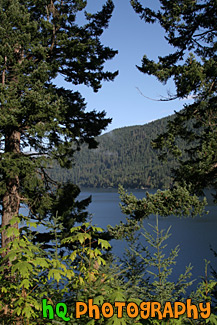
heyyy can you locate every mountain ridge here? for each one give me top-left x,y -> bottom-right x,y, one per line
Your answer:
50,114 -> 181,189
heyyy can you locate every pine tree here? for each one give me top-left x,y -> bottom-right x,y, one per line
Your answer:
0,0 -> 118,248
131,0 -> 217,199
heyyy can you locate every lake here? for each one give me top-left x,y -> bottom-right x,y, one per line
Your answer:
79,188 -> 217,289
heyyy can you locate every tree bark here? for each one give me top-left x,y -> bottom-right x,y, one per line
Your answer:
1,45 -> 23,251
1,130 -> 21,250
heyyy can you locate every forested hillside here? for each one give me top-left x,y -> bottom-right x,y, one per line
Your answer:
50,114 -> 185,189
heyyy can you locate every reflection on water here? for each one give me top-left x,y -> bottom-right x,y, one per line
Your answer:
79,188 -> 217,289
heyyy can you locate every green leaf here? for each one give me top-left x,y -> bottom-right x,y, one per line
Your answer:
6,227 -> 20,238
69,251 -> 77,262
107,315 -> 127,325
1,287 -> 7,293
98,239 -> 111,250
12,261 -> 33,277
20,279 -> 31,289
110,288 -> 126,302
92,226 -> 104,232
10,217 -> 20,226
207,314 -> 217,325
48,269 -> 63,283
93,295 -> 104,305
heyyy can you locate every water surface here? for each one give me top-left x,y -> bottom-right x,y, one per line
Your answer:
79,188 -> 217,288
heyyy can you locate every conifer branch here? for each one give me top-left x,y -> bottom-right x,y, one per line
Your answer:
136,87 -> 178,101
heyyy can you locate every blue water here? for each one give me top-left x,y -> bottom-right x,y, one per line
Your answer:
79,188 -> 217,289
16,187 -> 217,293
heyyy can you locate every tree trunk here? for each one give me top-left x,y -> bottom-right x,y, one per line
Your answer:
1,130 -> 21,250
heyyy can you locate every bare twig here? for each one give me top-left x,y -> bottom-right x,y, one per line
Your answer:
136,87 -> 178,102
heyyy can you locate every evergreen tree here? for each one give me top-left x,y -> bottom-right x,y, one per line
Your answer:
0,0 -> 118,248
131,0 -> 217,199
49,116 -> 182,189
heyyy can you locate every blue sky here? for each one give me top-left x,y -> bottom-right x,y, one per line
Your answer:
56,1 -> 192,133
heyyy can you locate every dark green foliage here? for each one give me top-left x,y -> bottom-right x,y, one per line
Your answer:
0,0 -> 118,246
121,218 -> 194,305
118,185 -> 207,219
49,115 -> 189,189
0,197 -> 216,324
108,185 -> 206,245
1,0 -> 217,323
131,0 -> 217,200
